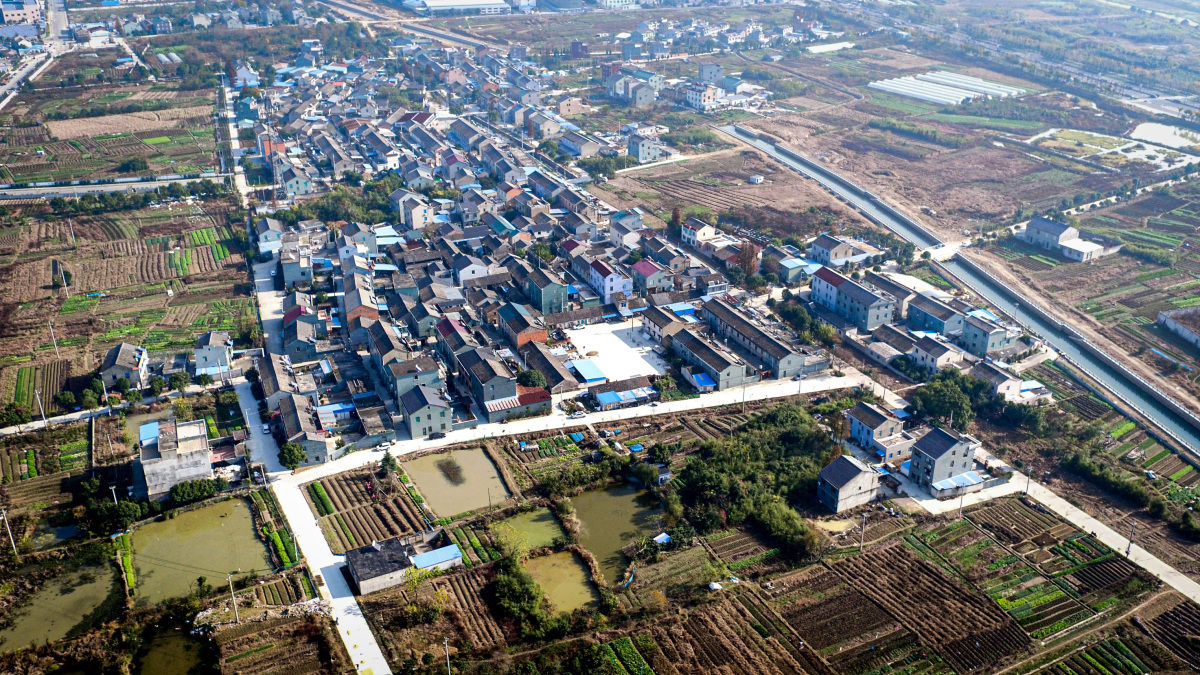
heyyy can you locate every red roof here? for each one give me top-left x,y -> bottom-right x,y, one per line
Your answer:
813,266 -> 847,287
632,259 -> 661,277
516,385 -> 552,405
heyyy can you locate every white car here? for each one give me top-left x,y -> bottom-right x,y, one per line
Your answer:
262,423 -> 270,434
568,411 -> 586,419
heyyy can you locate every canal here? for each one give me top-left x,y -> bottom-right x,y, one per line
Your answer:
723,125 -> 1200,451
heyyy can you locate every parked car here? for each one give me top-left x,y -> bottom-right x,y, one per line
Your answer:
429,431 -> 447,440
262,423 -> 270,434
568,411 -> 586,419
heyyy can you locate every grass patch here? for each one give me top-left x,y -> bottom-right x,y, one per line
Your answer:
142,136 -> 171,145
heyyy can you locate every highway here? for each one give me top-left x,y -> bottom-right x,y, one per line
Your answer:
721,124 -> 1200,454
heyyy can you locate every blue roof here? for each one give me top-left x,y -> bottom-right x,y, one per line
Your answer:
139,422 -> 159,445
596,391 -> 622,405
667,302 -> 694,316
316,403 -> 357,415
932,471 -> 985,491
411,544 -> 462,569
568,284 -> 579,293
967,308 -> 1000,322
891,409 -> 911,419
653,533 -> 671,544
568,359 -> 606,383
569,432 -> 584,442
690,372 -> 716,387
628,444 -> 644,452
374,263 -> 399,272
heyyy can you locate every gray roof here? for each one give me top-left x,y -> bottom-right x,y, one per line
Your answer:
915,336 -> 953,358
846,401 -> 895,430
840,279 -> 894,308
703,298 -> 795,361
400,385 -> 448,415
346,538 -> 415,583
102,343 -> 143,371
909,294 -> 960,322
819,455 -> 872,489
913,427 -> 966,460
1027,216 -> 1073,237
196,330 -> 232,348
674,329 -> 740,373
964,314 -> 1002,333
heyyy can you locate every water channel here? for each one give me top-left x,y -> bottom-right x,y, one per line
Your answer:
723,125 -> 1200,451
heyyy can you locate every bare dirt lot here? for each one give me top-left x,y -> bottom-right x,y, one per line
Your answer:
45,105 -> 212,139
599,146 -> 875,234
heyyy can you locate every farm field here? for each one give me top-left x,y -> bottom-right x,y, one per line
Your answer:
0,194 -> 250,407
0,74 -> 217,184
304,469 -> 430,555
211,613 -> 349,674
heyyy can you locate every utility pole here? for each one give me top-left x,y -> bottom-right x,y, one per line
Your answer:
0,509 -> 16,556
101,379 -> 112,416
859,512 -> 867,551
444,636 -> 451,675
33,389 -> 47,429
1126,520 -> 1136,557
958,491 -> 966,519
60,266 -> 70,299
110,485 -> 118,506
48,321 -> 60,358
227,572 -> 241,623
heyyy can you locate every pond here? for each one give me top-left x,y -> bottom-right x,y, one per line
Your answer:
133,499 -> 271,605
404,448 -> 510,517
136,632 -> 204,675
496,508 -> 563,550
572,484 -> 661,585
0,566 -> 116,653
524,551 -> 598,615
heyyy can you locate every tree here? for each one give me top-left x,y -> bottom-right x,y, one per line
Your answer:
243,368 -> 259,384
516,369 -> 547,388
911,378 -> 973,430
54,390 -> 76,409
381,449 -> 398,475
148,376 -> 165,396
80,390 -> 99,410
118,157 -> 149,173
195,373 -> 215,386
169,372 -> 190,391
279,442 -> 306,470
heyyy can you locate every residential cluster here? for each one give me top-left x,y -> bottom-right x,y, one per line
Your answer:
66,0 -> 318,40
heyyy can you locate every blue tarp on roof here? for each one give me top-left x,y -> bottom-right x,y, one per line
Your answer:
967,308 -> 1000,322
316,403 -> 357,415
667,302 -> 694,316
653,533 -> 671,544
628,444 -> 644,452
596,391 -> 622,406
569,359 -> 606,382
139,422 -> 159,446
931,471 -> 985,491
411,544 -> 462,570
568,284 -> 579,294
891,409 -> 911,419
690,372 -> 716,388
569,432 -> 584,442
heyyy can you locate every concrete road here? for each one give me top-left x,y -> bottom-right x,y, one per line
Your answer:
252,259 -> 284,354
0,176 -> 227,199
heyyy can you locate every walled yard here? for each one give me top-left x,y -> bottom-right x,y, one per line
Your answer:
211,611 -> 349,674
